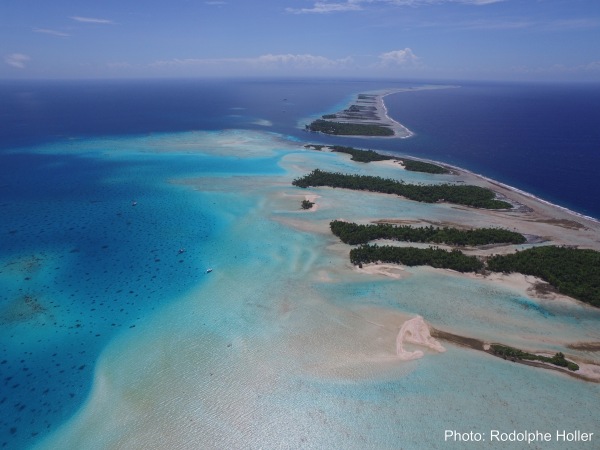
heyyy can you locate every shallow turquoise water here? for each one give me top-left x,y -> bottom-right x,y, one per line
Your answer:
1,129 -> 598,449
0,131 -> 288,448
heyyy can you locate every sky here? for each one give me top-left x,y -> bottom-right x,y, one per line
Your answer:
1,0 -> 599,81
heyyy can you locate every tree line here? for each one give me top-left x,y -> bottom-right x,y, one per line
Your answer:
292,169 -> 512,209
329,145 -> 395,162
330,220 -> 526,246
402,159 -> 449,174
306,119 -> 394,136
346,243 -> 600,308
349,244 -> 484,272
487,246 -> 600,307
328,145 -> 450,174
490,344 -> 579,371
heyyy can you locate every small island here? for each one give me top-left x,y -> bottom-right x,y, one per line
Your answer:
487,246 -> 600,307
307,120 -> 394,136
344,243 -> 600,308
490,344 -> 579,371
350,244 -> 484,272
325,145 -> 450,174
429,329 -> 583,378
330,220 -> 526,246
293,169 -> 512,209
305,90 -> 414,138
301,199 -> 314,210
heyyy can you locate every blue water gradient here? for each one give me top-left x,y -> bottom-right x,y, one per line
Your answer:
1,80 -> 599,448
382,83 -> 600,219
2,79 -> 599,217
0,138 -> 284,448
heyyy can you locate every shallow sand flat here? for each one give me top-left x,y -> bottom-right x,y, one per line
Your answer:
37,131 -> 600,449
356,263 -> 411,280
277,144 -> 600,360
50,129 -> 298,159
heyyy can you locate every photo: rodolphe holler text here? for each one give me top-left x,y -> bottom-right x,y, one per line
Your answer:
444,429 -> 594,444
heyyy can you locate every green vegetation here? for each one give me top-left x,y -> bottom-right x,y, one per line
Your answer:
402,159 -> 449,174
307,119 -> 394,136
292,169 -> 512,209
329,146 -> 394,162
301,199 -> 314,210
350,244 -> 484,272
487,246 -> 600,307
329,145 -> 450,173
304,144 -> 325,150
304,145 -> 450,174
341,241 -> 600,307
330,220 -> 526,246
490,344 -> 579,371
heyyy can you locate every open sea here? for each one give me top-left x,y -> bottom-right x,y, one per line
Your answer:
1,79 -> 599,449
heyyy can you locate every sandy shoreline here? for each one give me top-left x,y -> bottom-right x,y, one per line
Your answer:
452,167 -> 600,249
368,152 -> 600,249
285,141 -> 600,255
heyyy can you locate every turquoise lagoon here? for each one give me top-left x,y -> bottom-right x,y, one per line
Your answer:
2,129 -> 591,449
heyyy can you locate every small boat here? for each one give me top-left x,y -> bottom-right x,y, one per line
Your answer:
178,248 -> 185,254
131,201 -> 137,206
205,268 -> 213,273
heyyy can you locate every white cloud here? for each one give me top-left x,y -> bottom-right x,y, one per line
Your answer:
107,62 -> 134,69
287,0 -> 505,14
287,1 -> 363,14
378,48 -> 421,67
70,16 -> 114,24
5,53 -> 31,69
454,19 -> 533,30
33,28 -> 70,37
255,53 -> 352,67
543,61 -> 600,74
151,53 -> 353,70
581,61 -> 600,71
383,0 -> 506,4
463,0 -> 505,4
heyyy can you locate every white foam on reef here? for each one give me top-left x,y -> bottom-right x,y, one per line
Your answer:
364,146 -> 599,223
396,316 -> 446,360
430,160 -> 600,224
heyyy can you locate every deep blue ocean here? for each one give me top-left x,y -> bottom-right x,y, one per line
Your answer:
1,78 -> 599,449
2,79 -> 599,217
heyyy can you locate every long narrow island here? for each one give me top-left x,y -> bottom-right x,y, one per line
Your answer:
293,169 -> 512,209
306,90 -> 414,137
